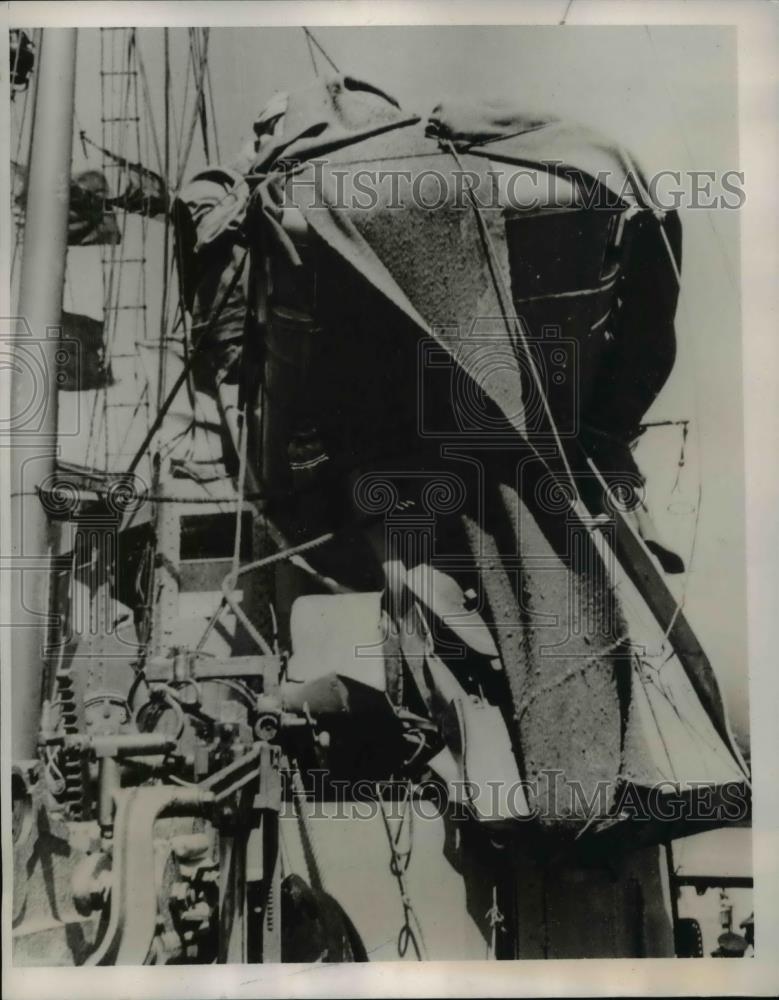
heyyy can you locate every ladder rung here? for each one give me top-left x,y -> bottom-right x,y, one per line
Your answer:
104,304 -> 147,311
102,116 -> 140,123
101,70 -> 137,76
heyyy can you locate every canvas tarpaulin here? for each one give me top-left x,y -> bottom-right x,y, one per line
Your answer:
56,311 -> 112,390
176,77 -> 746,830
172,166 -> 250,394
250,84 -> 678,452
79,132 -> 168,219
13,161 -> 122,246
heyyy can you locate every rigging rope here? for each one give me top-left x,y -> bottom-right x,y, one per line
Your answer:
289,761 -> 326,893
135,34 -> 166,178
485,884 -> 506,959
176,28 -> 211,190
218,529 -> 335,657
443,139 -> 583,505
445,136 -> 748,780
303,27 -> 320,79
302,27 -> 340,74
155,27 -> 172,450
204,54 -> 221,162
614,147 -> 712,686
194,29 -> 211,164
123,249 -> 249,476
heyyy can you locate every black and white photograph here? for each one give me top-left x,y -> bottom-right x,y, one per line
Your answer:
2,2 -> 777,997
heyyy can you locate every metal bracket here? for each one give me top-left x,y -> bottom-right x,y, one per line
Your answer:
85,785 -> 214,965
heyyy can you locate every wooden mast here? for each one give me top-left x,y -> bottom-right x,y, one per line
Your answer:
10,28 -> 77,762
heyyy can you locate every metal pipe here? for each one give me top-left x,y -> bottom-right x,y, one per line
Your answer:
10,29 -> 77,762
664,842 -> 680,954
98,755 -> 120,837
673,874 -> 753,891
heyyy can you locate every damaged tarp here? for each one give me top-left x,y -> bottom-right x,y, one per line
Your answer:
251,82 -> 686,560
56,311 -> 112,390
248,82 -> 679,459
251,75 -> 420,172
425,99 -> 683,463
67,169 -> 124,245
79,132 -> 169,219
13,161 -> 122,245
171,76 -> 419,393
171,167 -> 250,393
427,97 -> 648,201
9,29 -> 35,91
174,77 -> 747,832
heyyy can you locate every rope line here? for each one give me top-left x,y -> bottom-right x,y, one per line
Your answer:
444,139 -> 582,504
377,782 -> 429,960
303,27 -> 320,78
176,28 -> 211,190
302,27 -> 340,74
123,249 -> 249,477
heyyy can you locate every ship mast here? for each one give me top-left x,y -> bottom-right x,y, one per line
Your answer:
10,29 -> 77,763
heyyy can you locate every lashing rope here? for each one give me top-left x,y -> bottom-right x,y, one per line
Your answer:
377,781 -> 429,961
443,139 -> 582,505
